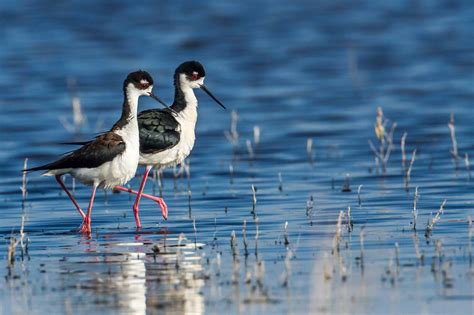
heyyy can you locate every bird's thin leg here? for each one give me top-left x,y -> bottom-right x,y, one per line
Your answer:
55,175 -> 86,219
113,185 -> 168,221
132,166 -> 152,228
80,184 -> 97,234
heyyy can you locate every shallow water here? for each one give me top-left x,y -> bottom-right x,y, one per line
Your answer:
1,1 -> 474,314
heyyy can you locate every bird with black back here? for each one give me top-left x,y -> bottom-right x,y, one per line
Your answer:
114,61 -> 227,229
27,70 -> 168,234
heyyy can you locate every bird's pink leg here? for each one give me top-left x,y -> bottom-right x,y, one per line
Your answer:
80,184 -> 97,234
114,186 -> 168,223
55,175 -> 86,219
131,165 -> 152,228
113,186 -> 168,220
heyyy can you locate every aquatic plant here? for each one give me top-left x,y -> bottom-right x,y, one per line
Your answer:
401,132 -> 408,170
368,107 -> 397,174
21,158 -> 28,204
448,113 -> 459,168
404,149 -> 417,191
412,187 -> 419,230
425,199 -> 448,237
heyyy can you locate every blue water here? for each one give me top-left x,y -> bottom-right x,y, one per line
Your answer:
1,1 -> 474,314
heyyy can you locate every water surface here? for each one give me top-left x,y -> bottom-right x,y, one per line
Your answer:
1,1 -> 474,314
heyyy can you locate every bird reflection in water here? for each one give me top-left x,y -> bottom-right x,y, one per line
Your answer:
63,231 -> 206,315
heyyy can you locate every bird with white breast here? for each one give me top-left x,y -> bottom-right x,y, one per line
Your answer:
113,61 -> 227,228
27,70 -> 168,233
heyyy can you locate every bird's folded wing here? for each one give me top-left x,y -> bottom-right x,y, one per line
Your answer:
138,109 -> 181,154
27,132 -> 126,171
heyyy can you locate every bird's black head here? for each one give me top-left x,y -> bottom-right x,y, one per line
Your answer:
124,70 -> 154,91
123,70 -> 169,108
176,61 -> 206,82
174,60 -> 226,109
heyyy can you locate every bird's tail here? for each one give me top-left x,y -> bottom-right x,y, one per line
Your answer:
25,161 -> 59,173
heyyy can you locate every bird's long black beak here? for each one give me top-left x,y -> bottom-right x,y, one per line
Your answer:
148,92 -> 169,109
199,84 -> 227,109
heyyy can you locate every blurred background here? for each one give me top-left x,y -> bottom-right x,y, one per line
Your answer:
1,1 -> 473,155
1,1 -> 474,314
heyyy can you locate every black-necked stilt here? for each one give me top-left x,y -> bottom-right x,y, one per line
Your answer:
27,70 -> 168,234
114,61 -> 226,228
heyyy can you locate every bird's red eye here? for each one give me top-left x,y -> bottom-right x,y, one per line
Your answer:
140,80 -> 150,89
191,72 -> 199,81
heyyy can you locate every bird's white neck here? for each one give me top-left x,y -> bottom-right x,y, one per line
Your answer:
113,85 -> 141,137
177,82 -> 198,125
125,85 -> 141,119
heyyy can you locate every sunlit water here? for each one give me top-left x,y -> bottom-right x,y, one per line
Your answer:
1,1 -> 474,314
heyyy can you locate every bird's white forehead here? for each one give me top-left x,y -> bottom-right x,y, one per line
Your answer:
140,79 -> 149,84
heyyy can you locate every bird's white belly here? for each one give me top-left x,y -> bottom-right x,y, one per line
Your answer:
139,123 -> 195,168
72,145 -> 139,189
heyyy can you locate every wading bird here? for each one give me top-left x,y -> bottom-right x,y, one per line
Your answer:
114,61 -> 226,228
27,71 -> 167,233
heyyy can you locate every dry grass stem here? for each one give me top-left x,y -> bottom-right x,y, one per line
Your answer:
404,149 -> 417,190
306,195 -> 314,223
426,199 -> 447,234
19,215 -> 26,259
412,186 -> 419,230
332,210 -> 344,254
283,221 -> 290,246
251,185 -> 257,213
369,107 -> 397,174
21,158 -> 28,202
347,206 -> 353,232
401,132 -> 407,170
448,113 -> 458,162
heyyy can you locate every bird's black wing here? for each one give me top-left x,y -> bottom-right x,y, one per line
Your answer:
27,132 -> 126,171
138,108 -> 181,154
